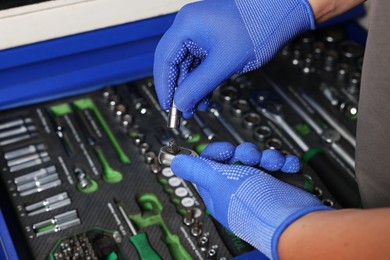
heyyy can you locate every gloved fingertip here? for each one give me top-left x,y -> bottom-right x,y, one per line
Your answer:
235,142 -> 262,166
175,95 -> 195,112
197,97 -> 211,111
182,110 -> 195,119
259,149 -> 286,171
200,142 -> 235,162
155,76 -> 177,111
280,155 -> 301,173
160,101 -> 170,111
197,102 -> 209,112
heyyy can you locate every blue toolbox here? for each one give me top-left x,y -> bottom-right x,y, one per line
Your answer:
0,2 -> 366,259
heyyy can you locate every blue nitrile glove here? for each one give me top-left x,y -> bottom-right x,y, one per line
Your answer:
154,0 -> 315,117
171,142 -> 332,259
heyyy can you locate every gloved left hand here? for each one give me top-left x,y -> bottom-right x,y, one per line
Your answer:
171,142 -> 332,259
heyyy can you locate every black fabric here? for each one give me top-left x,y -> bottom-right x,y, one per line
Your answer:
355,0 -> 390,208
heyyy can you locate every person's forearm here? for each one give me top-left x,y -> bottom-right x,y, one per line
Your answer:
279,208 -> 390,259
309,0 -> 366,23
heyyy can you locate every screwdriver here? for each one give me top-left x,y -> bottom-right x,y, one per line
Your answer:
114,199 -> 161,260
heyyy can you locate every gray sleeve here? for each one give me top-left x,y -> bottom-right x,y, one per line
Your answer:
355,0 -> 390,208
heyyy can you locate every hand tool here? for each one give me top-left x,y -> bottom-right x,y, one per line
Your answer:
20,179 -> 62,197
114,104 -> 127,120
46,107 -> 74,156
322,198 -> 335,207
138,143 -> 150,156
264,75 -> 355,170
73,98 -> 130,164
121,113 -> 133,128
33,210 -> 80,237
253,125 -> 272,142
26,192 -> 71,216
183,208 -> 195,226
264,137 -> 283,150
0,132 -> 37,147
301,92 -> 356,148
7,151 -> 49,168
335,63 -> 350,82
251,98 -> 360,208
70,104 -> 98,146
322,27 -> 345,47
74,167 -> 98,193
125,85 -> 150,115
14,166 -> 56,185
71,102 -> 123,183
313,186 -> 323,199
323,50 -> 339,72
4,143 -> 45,160
230,99 -> 250,117
145,151 -> 162,174
193,113 -> 216,141
9,155 -> 51,173
114,199 -> 161,260
209,102 -> 245,144
17,172 -> 59,193
0,124 -> 36,140
130,193 -> 192,260
207,247 -> 218,259
339,40 -> 364,64
140,83 -> 180,136
320,84 -> 358,119
167,71 -> 189,130
108,95 -> 121,111
158,140 -> 197,167
0,117 -> 33,131
198,235 -> 209,252
219,85 -> 239,103
190,219 -> 202,237
168,102 -> 181,129
95,147 -> 123,184
102,86 -> 115,101
15,166 -> 59,194
346,71 -> 361,96
242,112 -> 261,129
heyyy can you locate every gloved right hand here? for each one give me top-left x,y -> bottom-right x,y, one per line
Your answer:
171,142 -> 332,259
154,0 -> 315,117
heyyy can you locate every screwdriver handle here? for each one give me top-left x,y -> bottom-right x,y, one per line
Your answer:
130,233 -> 161,260
304,148 -> 361,208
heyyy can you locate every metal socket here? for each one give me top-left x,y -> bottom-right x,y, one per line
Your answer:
242,112 -> 261,129
230,99 -> 250,117
253,125 -> 272,141
265,138 -> 283,150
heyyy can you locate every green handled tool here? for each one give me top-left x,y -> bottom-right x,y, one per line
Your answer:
130,193 -> 192,260
95,147 -> 123,184
114,199 -> 161,260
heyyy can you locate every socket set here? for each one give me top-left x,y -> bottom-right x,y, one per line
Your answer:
0,25 -> 362,259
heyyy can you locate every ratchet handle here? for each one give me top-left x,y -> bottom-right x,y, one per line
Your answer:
305,148 -> 361,208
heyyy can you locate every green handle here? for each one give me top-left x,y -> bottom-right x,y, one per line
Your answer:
95,147 -> 123,183
73,98 -> 131,163
130,233 -> 161,260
